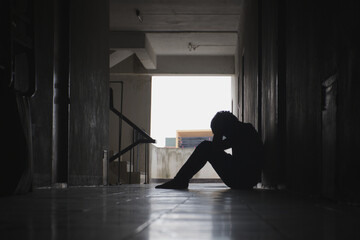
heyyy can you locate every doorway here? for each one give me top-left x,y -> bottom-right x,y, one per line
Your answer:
150,75 -> 232,181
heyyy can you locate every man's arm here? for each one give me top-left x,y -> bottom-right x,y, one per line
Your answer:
213,134 -> 232,150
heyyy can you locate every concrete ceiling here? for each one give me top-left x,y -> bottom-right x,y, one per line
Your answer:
109,0 -> 242,71
146,33 -> 237,56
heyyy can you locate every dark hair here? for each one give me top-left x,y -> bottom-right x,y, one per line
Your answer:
210,111 -> 238,134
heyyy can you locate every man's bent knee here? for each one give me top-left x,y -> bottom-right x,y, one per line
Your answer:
196,140 -> 213,151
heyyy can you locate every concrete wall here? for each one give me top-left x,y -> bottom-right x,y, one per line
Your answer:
237,0 -> 259,128
231,75 -> 238,117
15,0 -> 110,187
68,0 -> 109,185
31,0 -> 54,186
285,0 -> 360,201
237,0 -> 283,189
335,2 -> 360,203
109,75 -> 152,173
260,0 -> 285,187
238,0 -> 360,203
285,1 -> 323,195
150,145 -> 219,179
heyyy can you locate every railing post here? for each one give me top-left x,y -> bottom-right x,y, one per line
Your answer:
118,82 -> 123,185
145,143 -> 148,184
109,85 -> 155,185
102,149 -> 108,185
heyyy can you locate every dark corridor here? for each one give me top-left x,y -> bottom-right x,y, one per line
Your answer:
1,0 -> 360,239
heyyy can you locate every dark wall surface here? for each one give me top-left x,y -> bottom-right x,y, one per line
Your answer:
239,0 -> 360,203
32,0 -> 54,187
285,0 -> 323,195
260,0 -> 284,187
333,1 -> 360,203
68,0 -> 109,185
238,0 -> 285,188
30,0 -> 110,187
1,0 -> 28,194
237,0 -> 259,128
286,0 -> 360,202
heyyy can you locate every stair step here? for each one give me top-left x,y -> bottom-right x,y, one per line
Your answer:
108,161 -> 145,184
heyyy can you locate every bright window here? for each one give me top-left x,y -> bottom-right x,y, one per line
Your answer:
151,76 -> 232,147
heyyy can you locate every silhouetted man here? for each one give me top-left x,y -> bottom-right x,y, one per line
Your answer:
156,111 -> 264,190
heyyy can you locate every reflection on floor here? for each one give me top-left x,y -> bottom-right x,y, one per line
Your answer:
1,183 -> 360,239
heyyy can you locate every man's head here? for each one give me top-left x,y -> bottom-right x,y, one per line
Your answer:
210,111 -> 239,137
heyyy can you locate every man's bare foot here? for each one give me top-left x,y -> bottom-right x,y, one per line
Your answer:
155,179 -> 189,189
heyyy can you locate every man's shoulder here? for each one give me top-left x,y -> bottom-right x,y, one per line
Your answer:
237,122 -> 259,137
238,122 -> 255,129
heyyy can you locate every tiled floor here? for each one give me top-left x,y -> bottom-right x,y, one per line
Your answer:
1,183 -> 360,240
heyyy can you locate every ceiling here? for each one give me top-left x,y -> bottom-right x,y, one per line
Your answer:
109,0 -> 242,69
146,32 -> 237,56
110,0 -> 242,32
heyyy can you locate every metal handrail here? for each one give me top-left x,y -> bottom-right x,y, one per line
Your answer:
109,139 -> 153,162
110,90 -> 154,144
109,87 -> 155,184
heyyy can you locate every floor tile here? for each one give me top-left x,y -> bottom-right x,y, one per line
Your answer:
1,183 -> 360,240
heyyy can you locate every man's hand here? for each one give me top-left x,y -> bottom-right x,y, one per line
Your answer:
213,134 -> 222,149
213,134 -> 231,150
213,133 -> 221,142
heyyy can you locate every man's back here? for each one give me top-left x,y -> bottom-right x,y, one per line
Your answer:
231,122 -> 264,187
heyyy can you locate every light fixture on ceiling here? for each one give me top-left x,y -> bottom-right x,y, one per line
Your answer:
188,42 -> 236,52
135,9 -> 143,23
188,42 -> 199,51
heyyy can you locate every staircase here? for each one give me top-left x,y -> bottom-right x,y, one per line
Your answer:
107,86 -> 155,185
108,161 -> 146,184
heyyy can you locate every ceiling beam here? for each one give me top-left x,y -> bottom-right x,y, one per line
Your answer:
110,31 -> 157,69
110,55 -> 234,75
109,50 -> 133,68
